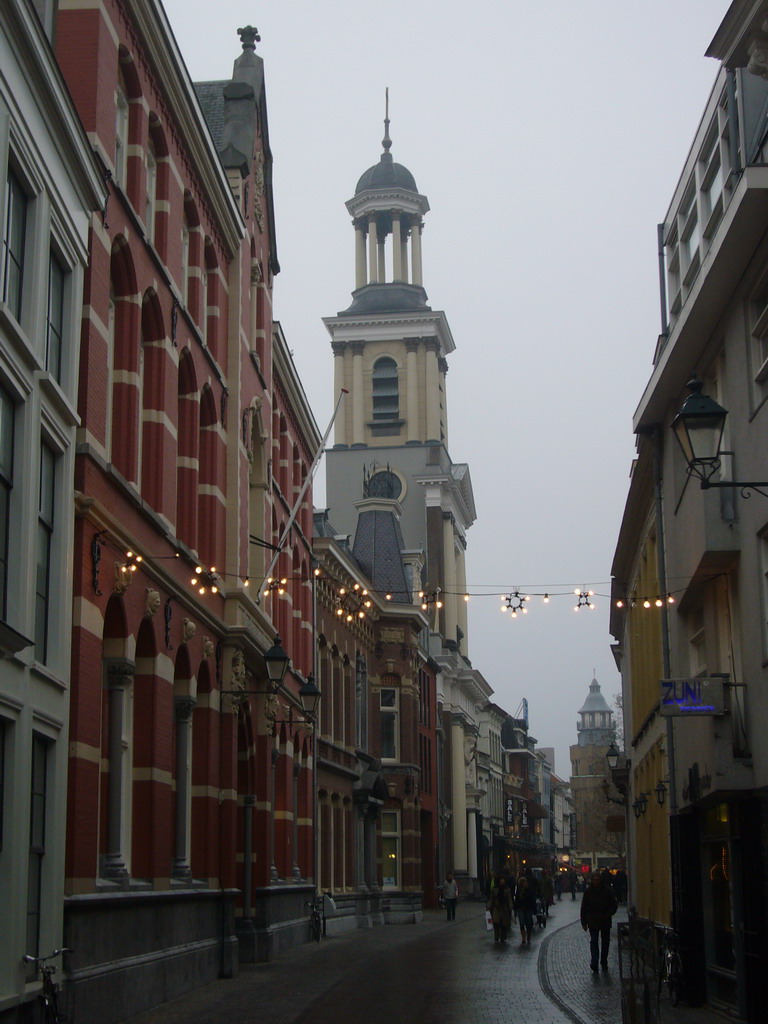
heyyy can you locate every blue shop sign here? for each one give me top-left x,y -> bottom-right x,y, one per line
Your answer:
659,677 -> 724,716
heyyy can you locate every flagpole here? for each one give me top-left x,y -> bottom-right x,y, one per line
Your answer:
258,389 -> 347,600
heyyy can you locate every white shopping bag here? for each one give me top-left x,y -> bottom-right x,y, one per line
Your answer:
484,911 -> 493,931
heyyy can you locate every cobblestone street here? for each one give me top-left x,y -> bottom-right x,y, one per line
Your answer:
124,898 -> 626,1024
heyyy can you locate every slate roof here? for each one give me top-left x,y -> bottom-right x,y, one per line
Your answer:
352,508 -> 410,603
339,282 -> 430,317
194,81 -> 225,149
578,677 -> 612,715
355,152 -> 418,195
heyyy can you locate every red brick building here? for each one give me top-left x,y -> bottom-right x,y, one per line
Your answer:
55,3 -> 319,1018
312,498 -> 439,928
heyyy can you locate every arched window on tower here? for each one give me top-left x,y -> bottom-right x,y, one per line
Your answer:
371,357 -> 400,436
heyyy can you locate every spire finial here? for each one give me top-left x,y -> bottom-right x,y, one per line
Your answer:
237,25 -> 261,51
382,87 -> 392,154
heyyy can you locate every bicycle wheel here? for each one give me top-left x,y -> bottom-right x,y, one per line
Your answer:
311,911 -> 321,942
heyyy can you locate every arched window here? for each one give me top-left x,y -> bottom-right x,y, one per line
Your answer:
114,77 -> 129,190
372,357 -> 399,423
197,385 -> 218,566
147,118 -> 169,257
140,289 -> 168,514
109,237 -> 140,484
176,349 -> 198,548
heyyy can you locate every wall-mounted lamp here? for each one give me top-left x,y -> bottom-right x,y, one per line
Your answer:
268,673 -> 323,728
222,635 -> 291,706
655,779 -> 670,807
633,792 -> 649,819
606,742 -> 620,770
264,635 -> 291,688
672,376 -> 768,497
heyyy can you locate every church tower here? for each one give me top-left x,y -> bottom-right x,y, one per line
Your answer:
324,104 -> 475,657
576,677 -> 615,747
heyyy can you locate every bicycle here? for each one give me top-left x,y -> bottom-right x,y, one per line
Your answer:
23,947 -> 72,1023
307,896 -> 323,942
657,927 -> 683,1008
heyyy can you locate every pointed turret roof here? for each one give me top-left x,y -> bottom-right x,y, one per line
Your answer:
578,677 -> 611,715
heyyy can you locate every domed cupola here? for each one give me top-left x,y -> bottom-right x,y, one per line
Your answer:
341,94 -> 431,316
354,122 -> 418,195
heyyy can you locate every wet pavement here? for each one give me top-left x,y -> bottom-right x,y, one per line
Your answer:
122,897 -> 724,1024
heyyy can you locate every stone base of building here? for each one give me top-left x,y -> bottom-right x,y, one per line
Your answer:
62,887 -> 238,1024
246,887 -> 424,952
244,884 -> 316,961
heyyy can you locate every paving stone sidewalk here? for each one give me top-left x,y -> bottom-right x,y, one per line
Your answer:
120,897 -> 727,1024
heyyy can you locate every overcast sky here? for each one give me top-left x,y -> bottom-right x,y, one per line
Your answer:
162,0 -> 728,774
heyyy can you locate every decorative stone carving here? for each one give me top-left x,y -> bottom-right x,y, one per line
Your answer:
748,35 -> 768,79
264,692 -> 280,722
203,637 -> 215,660
181,618 -> 196,644
145,589 -> 160,618
231,648 -> 246,689
174,695 -> 197,722
114,561 -> 132,595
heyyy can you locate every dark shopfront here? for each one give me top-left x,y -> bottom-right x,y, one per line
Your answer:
675,795 -> 767,1023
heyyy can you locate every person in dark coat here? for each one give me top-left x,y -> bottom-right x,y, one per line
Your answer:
580,870 -> 618,972
514,875 -> 536,945
488,875 -> 513,943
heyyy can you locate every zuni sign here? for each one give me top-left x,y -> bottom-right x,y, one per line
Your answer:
659,678 -> 724,717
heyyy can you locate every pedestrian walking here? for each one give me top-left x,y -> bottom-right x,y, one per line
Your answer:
514,875 -> 536,945
443,872 -> 459,921
554,872 -> 562,901
541,870 -> 554,916
580,870 -> 618,973
488,875 -> 513,943
569,871 -> 577,900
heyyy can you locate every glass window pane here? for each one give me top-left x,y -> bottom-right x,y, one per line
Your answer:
47,254 -> 65,380
39,445 -> 55,523
3,171 -> 27,320
380,688 -> 396,708
381,713 -> 396,758
381,811 -> 398,833
382,836 -> 398,887
0,388 -> 13,618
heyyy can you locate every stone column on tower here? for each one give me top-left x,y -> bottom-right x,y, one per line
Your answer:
332,342 -> 348,446
438,355 -> 449,449
442,511 -> 458,645
368,214 -> 379,283
405,338 -> 420,444
425,339 -> 440,442
411,219 -> 423,286
456,543 -> 468,652
354,219 -> 367,289
351,341 -> 365,446
392,210 -> 403,281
